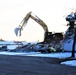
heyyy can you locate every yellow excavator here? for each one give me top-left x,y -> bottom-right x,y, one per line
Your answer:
14,11 -> 53,42
14,11 -> 63,43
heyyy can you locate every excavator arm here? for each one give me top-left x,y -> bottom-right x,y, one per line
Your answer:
14,11 -> 48,36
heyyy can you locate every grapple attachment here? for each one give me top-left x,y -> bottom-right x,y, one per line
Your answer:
14,27 -> 21,36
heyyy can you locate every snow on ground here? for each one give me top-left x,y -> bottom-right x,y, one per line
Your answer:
0,51 -> 72,59
61,60 -> 76,66
0,41 -> 15,44
7,45 -> 18,49
26,52 -> 72,59
0,51 -> 40,55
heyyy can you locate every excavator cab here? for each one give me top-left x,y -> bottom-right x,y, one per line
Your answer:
44,32 -> 63,43
44,32 -> 53,43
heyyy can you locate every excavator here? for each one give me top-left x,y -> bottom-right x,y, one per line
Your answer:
14,11 -> 63,43
14,11 -> 53,42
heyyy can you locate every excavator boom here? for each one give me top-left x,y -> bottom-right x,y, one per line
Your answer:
14,11 -> 48,36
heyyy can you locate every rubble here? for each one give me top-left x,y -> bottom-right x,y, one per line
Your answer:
0,39 -> 63,53
14,41 -> 63,53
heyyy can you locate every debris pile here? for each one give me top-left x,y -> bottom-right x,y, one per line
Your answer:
14,41 -> 63,53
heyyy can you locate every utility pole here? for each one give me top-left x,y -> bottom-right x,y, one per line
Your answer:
71,25 -> 76,57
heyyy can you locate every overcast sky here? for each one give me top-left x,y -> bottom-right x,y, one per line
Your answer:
0,0 -> 76,42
